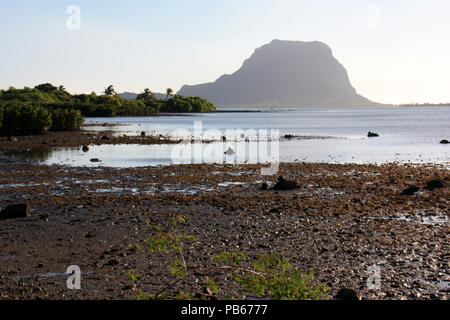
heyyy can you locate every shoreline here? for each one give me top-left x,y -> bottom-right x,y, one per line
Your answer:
0,130 -> 448,300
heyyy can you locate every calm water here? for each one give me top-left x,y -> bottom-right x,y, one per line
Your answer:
28,106 -> 450,167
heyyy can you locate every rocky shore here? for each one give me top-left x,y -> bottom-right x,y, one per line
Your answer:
0,131 -> 448,300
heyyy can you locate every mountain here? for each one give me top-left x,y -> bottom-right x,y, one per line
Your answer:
178,40 -> 375,108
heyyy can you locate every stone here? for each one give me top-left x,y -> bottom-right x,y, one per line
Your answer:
440,139 -> 449,144
273,176 -> 298,190
401,185 -> 419,195
368,132 -> 379,137
82,145 -> 89,152
424,179 -> 444,191
224,147 -> 235,155
334,288 -> 360,300
1,204 -> 31,220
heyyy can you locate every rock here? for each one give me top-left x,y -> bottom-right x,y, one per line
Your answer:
1,204 -> 31,220
401,185 -> 419,195
141,131 -> 146,137
284,134 -> 295,140
222,136 -> 227,142
334,288 -> 360,300
261,182 -> 269,191
273,176 -> 298,190
90,158 -> 102,163
440,139 -> 449,144
82,145 -> 89,152
368,132 -> 379,137
224,147 -> 235,155
101,135 -> 110,140
424,179 -> 444,191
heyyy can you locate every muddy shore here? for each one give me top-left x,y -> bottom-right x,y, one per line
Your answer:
0,131 -> 448,300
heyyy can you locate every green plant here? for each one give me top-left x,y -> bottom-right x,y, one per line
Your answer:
126,269 -> 140,289
229,252 -> 330,300
2,102 -> 52,134
129,216 -> 197,300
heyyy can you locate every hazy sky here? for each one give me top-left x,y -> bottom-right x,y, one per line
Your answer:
1,0 -> 449,104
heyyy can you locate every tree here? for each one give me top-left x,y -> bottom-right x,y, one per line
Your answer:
58,85 -> 67,92
137,88 -> 154,102
166,88 -> 174,100
35,83 -> 58,93
103,85 -> 116,96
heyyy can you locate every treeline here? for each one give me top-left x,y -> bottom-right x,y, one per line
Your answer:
0,83 -> 216,135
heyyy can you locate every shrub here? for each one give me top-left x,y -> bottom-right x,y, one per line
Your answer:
161,95 -> 216,113
2,102 -> 52,134
50,108 -> 84,131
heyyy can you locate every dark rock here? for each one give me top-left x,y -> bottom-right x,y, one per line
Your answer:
440,139 -> 449,144
273,176 -> 298,190
222,136 -> 227,142
284,134 -> 295,140
39,214 -> 50,221
90,158 -> 101,163
101,135 -> 110,140
1,204 -> 31,220
105,258 -> 119,266
334,288 -> 360,300
401,185 -> 419,195
82,145 -> 89,152
424,179 -> 444,191
140,131 -> 146,137
368,132 -> 379,137
261,182 -> 268,191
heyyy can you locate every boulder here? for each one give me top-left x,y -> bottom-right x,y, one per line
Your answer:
367,132 -> 379,137
1,203 -> 31,220
273,176 -> 298,190
90,158 -> 102,163
101,135 -> 110,140
440,139 -> 449,144
224,147 -> 235,155
141,131 -> 146,137
82,145 -> 89,152
424,179 -> 444,191
401,185 -> 420,195
334,288 -> 360,300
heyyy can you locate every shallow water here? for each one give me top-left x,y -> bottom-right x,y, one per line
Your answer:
20,106 -> 450,167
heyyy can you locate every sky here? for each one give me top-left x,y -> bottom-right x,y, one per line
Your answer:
0,0 -> 449,104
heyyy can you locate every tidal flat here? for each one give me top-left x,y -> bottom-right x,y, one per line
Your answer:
0,131 -> 448,300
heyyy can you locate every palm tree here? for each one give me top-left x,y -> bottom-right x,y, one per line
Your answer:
103,85 -> 116,96
137,88 -> 154,102
166,88 -> 174,100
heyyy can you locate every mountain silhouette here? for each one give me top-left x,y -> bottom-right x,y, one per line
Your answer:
178,40 -> 375,107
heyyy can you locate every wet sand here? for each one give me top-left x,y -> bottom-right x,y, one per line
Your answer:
0,132 -> 448,300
